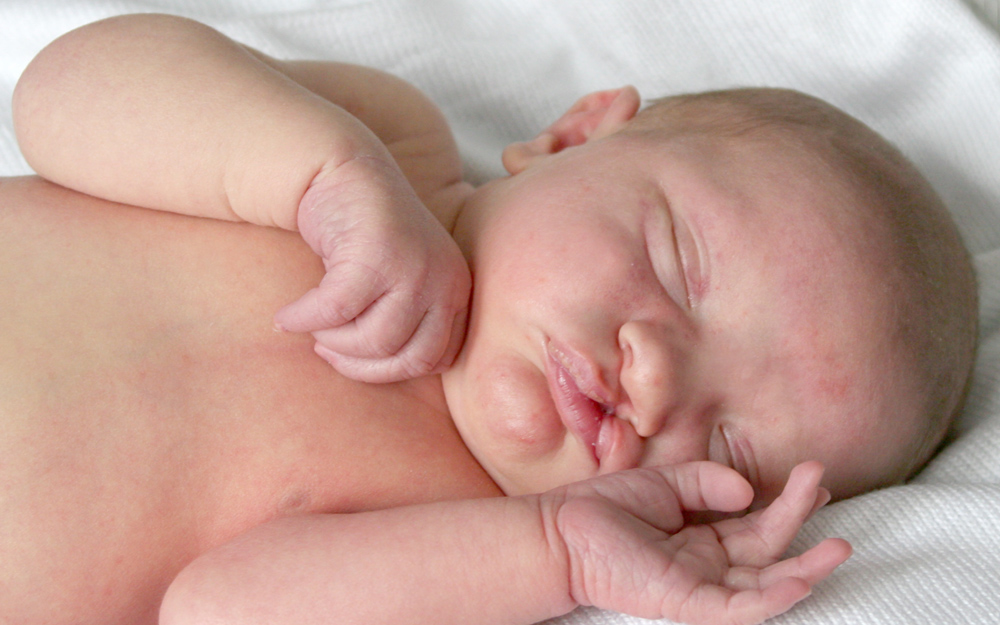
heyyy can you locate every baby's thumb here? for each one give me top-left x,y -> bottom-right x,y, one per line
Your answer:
657,462 -> 754,514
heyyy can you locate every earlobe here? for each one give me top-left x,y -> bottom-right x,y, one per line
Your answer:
501,86 -> 641,175
500,132 -> 559,176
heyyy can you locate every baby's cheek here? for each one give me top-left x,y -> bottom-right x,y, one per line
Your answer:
474,354 -> 564,457
458,350 -> 604,495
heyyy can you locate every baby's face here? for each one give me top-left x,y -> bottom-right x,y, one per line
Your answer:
442,129 -> 922,503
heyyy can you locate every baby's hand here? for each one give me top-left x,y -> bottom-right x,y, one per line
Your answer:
274,157 -> 471,383
540,462 -> 851,625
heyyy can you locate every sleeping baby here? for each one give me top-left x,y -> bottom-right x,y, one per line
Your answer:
1,13 -> 977,625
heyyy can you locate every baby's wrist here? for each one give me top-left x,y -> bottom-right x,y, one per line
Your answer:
295,153 -> 421,249
510,492 -> 581,618
301,151 -> 412,216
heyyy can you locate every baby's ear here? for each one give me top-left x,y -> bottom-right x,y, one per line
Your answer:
502,86 -> 641,175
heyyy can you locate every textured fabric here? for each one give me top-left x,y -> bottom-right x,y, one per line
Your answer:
2,1 -> 999,623
967,0 -> 1000,29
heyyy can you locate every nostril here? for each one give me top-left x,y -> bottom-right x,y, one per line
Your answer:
609,403 -> 642,435
613,386 -> 670,439
618,334 -> 633,371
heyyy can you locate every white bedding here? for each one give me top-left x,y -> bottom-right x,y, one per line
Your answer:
3,1 -> 1000,623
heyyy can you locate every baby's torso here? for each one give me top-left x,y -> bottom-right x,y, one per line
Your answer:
0,177 -> 498,624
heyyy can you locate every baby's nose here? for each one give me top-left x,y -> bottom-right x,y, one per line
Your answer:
616,319 -> 692,437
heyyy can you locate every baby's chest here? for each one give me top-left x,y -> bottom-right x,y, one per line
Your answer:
0,178 -> 498,623
1,190 -> 495,534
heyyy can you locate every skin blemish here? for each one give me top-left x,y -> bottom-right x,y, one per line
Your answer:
815,373 -> 850,401
278,489 -> 311,514
806,331 -> 858,403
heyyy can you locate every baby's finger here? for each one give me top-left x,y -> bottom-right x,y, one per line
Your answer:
742,462 -> 824,544
314,344 -> 401,383
723,538 -> 853,592
677,577 -> 812,625
274,263 -> 386,334
806,487 -> 832,522
314,304 -> 462,383
714,462 -> 825,568
648,462 -> 754,517
310,289 -> 424,359
567,463 -> 749,535
712,484 -> 829,543
389,302 -> 462,374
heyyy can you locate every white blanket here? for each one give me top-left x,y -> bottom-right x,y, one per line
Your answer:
2,1 -> 999,623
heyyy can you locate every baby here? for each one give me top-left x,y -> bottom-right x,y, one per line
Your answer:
1,13 -> 977,625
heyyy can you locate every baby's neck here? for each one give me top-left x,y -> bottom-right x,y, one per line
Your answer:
425,180 -> 476,235
398,372 -> 454,417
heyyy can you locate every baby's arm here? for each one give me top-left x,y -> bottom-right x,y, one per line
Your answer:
160,462 -> 850,625
12,14 -> 470,382
12,13 -> 463,229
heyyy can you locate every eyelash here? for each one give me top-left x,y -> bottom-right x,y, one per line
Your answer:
667,214 -> 692,308
645,209 -> 690,309
716,424 -> 742,476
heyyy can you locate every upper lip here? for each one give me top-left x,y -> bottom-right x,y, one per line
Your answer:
546,340 -> 616,409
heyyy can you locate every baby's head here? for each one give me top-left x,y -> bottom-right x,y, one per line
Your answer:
442,86 -> 977,504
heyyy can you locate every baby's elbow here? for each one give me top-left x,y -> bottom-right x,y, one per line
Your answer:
158,569 -> 198,625
159,552 -> 240,625
13,13 -> 198,169
10,26 -> 62,163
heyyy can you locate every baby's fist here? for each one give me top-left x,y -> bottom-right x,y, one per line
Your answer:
274,157 -> 471,383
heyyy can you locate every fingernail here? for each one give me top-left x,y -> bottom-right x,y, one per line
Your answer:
817,488 -> 832,508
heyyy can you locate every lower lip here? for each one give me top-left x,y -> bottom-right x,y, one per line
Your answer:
545,351 -> 608,463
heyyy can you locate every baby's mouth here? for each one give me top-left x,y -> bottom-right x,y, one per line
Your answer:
544,344 -> 616,463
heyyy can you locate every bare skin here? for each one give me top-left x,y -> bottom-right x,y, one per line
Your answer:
0,176 -> 499,624
0,180 -> 847,625
2,14 -> 854,625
